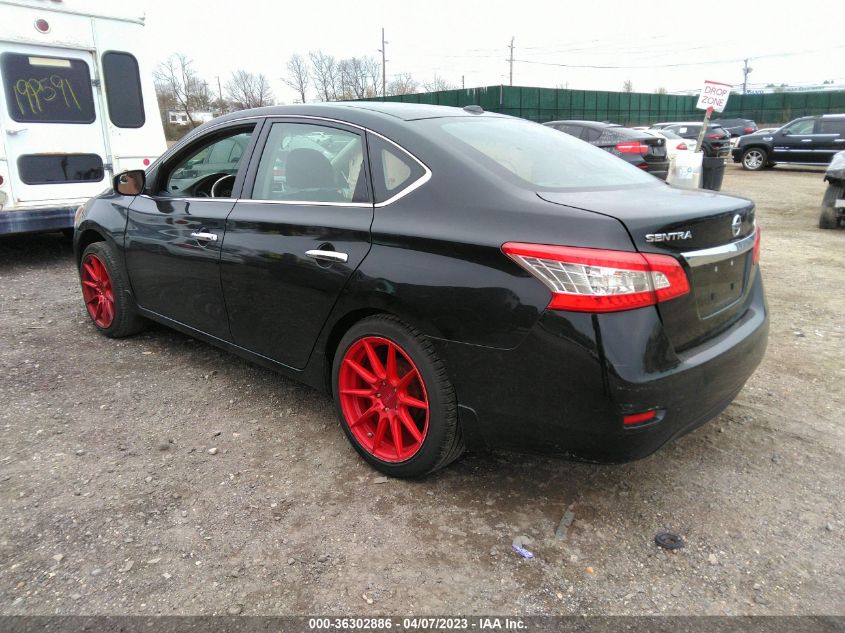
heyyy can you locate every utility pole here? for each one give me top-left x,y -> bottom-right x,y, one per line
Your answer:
508,36 -> 515,86
742,58 -> 752,95
216,76 -> 223,114
462,75 -> 465,89
379,28 -> 387,98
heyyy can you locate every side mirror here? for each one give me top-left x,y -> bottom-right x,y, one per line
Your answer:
114,170 -> 146,196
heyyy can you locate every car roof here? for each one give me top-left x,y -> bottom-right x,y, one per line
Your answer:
211,101 -> 500,126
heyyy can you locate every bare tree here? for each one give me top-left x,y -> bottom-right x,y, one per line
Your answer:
226,70 -> 274,109
154,54 -> 212,125
386,72 -> 418,96
622,79 -> 634,93
336,56 -> 382,100
309,50 -> 339,101
422,74 -> 453,92
655,86 -> 667,95
283,54 -> 310,103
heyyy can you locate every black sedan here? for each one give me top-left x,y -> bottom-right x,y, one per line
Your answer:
657,122 -> 733,157
74,103 -> 768,478
543,120 -> 669,179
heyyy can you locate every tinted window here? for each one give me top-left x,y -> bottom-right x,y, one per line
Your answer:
782,119 -> 815,135
582,127 -> 602,142
164,127 -> 254,194
251,122 -> 367,203
435,118 -> 655,190
102,52 -> 145,128
367,135 -> 426,203
819,120 -> 845,135
18,154 -> 103,184
1,53 -> 95,123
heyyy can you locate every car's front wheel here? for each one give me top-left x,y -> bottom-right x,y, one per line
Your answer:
741,147 -> 768,171
79,242 -> 145,337
332,315 -> 464,478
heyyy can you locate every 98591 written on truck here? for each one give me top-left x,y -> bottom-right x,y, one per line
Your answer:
0,0 -> 166,236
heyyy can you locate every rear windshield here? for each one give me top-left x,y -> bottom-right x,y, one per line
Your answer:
1,53 -> 95,124
431,117 -> 656,190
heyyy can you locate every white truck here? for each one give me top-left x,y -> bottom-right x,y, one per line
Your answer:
0,0 -> 166,235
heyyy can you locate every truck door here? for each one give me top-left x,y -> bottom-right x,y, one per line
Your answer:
0,45 -> 108,205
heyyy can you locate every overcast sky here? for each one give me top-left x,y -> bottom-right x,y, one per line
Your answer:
141,0 -> 845,103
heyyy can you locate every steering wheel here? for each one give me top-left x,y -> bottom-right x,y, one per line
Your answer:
211,174 -> 236,198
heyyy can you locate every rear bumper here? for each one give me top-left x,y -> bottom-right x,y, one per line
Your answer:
434,273 -> 768,462
0,206 -> 76,235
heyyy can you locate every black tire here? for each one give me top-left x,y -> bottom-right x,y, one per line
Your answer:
819,183 -> 843,229
332,315 -> 464,478
80,241 -> 145,338
741,147 -> 768,171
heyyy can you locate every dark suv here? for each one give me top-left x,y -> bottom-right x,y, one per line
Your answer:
658,123 -> 732,158
732,114 -> 845,171
712,118 -> 758,137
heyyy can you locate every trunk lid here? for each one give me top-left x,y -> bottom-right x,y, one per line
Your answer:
538,184 -> 757,350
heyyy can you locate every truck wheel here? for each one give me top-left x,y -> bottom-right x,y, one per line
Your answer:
819,184 -> 844,229
741,148 -> 767,171
80,242 -> 145,337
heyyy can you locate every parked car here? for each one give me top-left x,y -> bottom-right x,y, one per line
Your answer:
75,103 -> 767,478
712,118 -> 758,137
820,150 -> 845,228
657,123 -> 732,157
544,120 -> 669,179
644,129 -> 697,158
732,114 -> 845,171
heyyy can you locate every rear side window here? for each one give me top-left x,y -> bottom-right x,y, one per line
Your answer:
18,154 -> 103,184
367,135 -> 427,203
102,52 -> 145,128
782,119 -> 815,135
819,120 -> 845,135
1,53 -> 95,123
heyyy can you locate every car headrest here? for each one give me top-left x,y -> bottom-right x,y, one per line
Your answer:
286,148 -> 335,190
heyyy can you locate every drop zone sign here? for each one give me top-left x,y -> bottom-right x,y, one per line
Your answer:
696,80 -> 732,113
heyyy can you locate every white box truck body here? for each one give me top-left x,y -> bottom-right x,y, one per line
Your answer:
0,0 -> 166,235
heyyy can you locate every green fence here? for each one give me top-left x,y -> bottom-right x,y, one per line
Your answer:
361,85 -> 845,126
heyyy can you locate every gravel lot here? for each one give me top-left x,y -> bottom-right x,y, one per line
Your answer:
0,164 -> 843,617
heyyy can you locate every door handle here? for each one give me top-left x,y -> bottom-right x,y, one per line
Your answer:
5,127 -> 27,135
190,231 -> 218,242
800,139 -> 813,142
305,249 -> 348,263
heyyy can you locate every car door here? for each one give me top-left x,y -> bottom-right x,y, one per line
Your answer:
220,118 -> 373,369
816,118 -> 845,164
772,118 -> 817,163
0,46 -> 108,204
124,121 -> 261,340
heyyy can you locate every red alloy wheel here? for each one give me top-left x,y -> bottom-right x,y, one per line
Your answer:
80,254 -> 115,328
338,336 -> 430,462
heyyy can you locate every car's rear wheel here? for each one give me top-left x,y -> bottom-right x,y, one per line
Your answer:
80,242 -> 145,337
332,315 -> 464,478
741,148 -> 767,171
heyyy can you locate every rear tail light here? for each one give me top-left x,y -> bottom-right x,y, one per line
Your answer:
502,243 -> 690,313
615,141 -> 649,154
676,142 -> 688,151
708,133 -> 723,139
744,127 -> 754,133
752,227 -> 761,265
623,410 -> 658,426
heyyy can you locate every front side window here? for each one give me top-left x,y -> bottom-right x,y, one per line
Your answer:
163,127 -> 254,195
782,119 -> 815,135
251,122 -> 367,203
1,53 -> 95,123
432,117 -> 655,190
102,52 -> 145,128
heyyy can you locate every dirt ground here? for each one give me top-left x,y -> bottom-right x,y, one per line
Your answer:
0,164 -> 843,617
